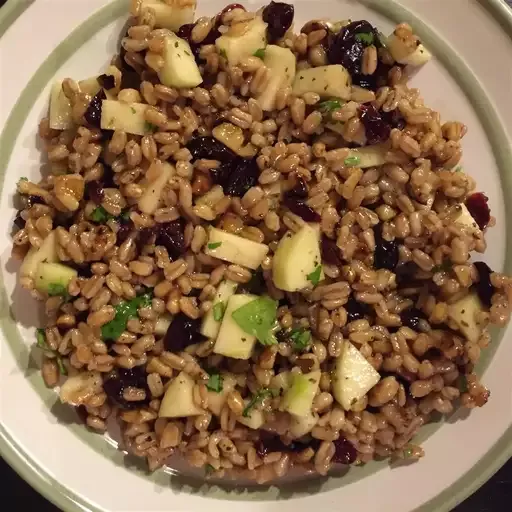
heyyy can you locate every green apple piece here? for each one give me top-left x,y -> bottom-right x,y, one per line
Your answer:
34,263 -> 77,295
386,33 -> 432,67
200,280 -> 238,339
213,294 -> 257,360
158,34 -> 203,89
340,144 -> 388,168
138,161 -> 174,214
141,0 -> 195,31
447,293 -> 484,342
282,370 -> 321,417
100,100 -> 148,135
453,203 -> 481,234
159,371 -> 204,418
256,45 -> 296,111
154,313 -> 173,336
49,81 -> 73,130
237,403 -> 265,429
204,227 -> 269,270
272,224 -> 323,292
292,65 -> 351,100
332,341 -> 381,411
207,373 -> 237,416
20,231 -> 58,279
216,16 -> 267,66
289,411 -> 318,438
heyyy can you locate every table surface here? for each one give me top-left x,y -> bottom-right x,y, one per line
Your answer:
1,0 -> 511,510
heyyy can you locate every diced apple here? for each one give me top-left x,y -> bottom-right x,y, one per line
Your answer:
100,100 -> 148,135
78,77 -> 102,97
204,227 -> 269,270
237,404 -> 265,429
282,370 -> 321,417
138,161 -> 174,214
453,204 -> 480,234
292,65 -> 351,100
216,16 -> 267,66
345,144 -> 388,167
155,313 -> 173,336
49,81 -> 73,130
332,341 -> 381,411
213,294 -> 258,360
386,33 -> 432,68
200,280 -> 238,339
447,293 -> 484,343
289,411 -> 318,438
207,373 -> 237,416
158,33 -> 202,89
35,263 -> 77,295
272,224 -> 323,292
159,372 -> 204,418
20,231 -> 58,279
141,0 -> 195,31
256,45 -> 296,111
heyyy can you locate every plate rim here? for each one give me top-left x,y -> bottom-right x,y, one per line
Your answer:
0,0 -> 511,511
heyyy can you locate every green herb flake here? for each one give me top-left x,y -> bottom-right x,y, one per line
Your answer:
56,356 -> 68,376
355,32 -> 374,45
318,98 -> 344,116
432,259 -> 452,273
130,107 -> 136,114
289,327 -> 312,351
101,291 -> 153,341
90,206 -> 113,224
242,388 -> 279,417
19,177 -> 28,182
454,166 -> 463,172
219,48 -> 227,58
253,48 -> 266,59
121,210 -> 131,221
232,297 -> 278,346
213,301 -> 226,322
205,463 -> 216,475
344,155 -> 361,167
457,375 -> 468,394
174,41 -> 179,48
47,283 -> 68,298
307,265 -> 322,286
207,242 -> 222,250
403,447 -> 414,459
184,50 -> 191,56
144,121 -> 158,133
36,328 -> 47,349
206,372 -> 223,393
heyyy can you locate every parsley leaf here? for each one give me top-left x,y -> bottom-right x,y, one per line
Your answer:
212,301 -> 226,322
101,291 -> 153,341
47,283 -> 69,297
289,327 -> 311,351
344,155 -> 361,167
355,32 -> 374,45
35,328 -> 67,374
232,297 -> 278,346
144,121 -> 158,133
432,260 -> 452,273
207,242 -> 222,250
307,265 -> 322,286
36,328 -> 48,349
242,388 -> 279,417
90,206 -> 114,224
206,372 -> 223,393
219,48 -> 227,58
56,356 -> 68,376
205,463 -> 216,474
253,48 -> 266,59
318,98 -> 344,116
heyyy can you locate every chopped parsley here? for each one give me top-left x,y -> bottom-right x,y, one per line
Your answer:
457,375 -> 468,393
344,155 -> 361,167
90,206 -> 114,224
101,291 -> 153,341
212,301 -> 226,322
219,48 -> 227,58
318,98 -> 344,116
454,166 -> 463,172
204,463 -> 216,475
307,265 -> 322,286
130,107 -> 136,114
35,328 -> 67,375
144,121 -> 158,133
253,48 -> 266,59
232,297 -> 279,346
242,388 -> 279,417
36,328 -> 47,349
174,41 -> 179,48
355,32 -> 374,45
206,372 -> 223,393
432,260 -> 452,273
207,242 -> 222,250
47,283 -> 69,298
289,327 -> 312,351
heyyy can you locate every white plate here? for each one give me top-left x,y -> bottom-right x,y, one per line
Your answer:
1,0 -> 512,511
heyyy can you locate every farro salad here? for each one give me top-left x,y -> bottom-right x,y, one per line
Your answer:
12,0 -> 512,483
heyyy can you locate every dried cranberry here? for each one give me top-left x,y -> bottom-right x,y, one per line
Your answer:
359,104 -> 391,145
163,313 -> 205,352
282,195 -> 321,222
473,261 -> 495,308
86,180 -> 104,205
221,158 -> 260,197
97,74 -> 115,90
155,220 -> 186,260
116,219 -> 134,245
321,236 -> 343,266
327,20 -> 381,89
381,108 -> 406,130
373,224 -> 399,271
345,296 -> 372,322
400,307 -> 427,331
288,177 -> 309,198
239,268 -> 266,296
27,195 -> 45,207
187,136 -> 236,163
221,3 -> 246,15
395,261 -> 421,288
255,433 -> 308,458
262,2 -> 295,43
465,193 -> 491,230
332,437 -> 357,464
84,89 -> 106,128
103,366 -> 150,410
13,212 -> 25,230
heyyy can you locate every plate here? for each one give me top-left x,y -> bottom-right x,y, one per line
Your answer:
0,0 -> 511,511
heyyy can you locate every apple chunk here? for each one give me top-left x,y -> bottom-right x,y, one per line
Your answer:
159,372 -> 203,418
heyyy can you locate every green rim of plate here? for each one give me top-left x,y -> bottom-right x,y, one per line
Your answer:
0,0 -> 511,511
